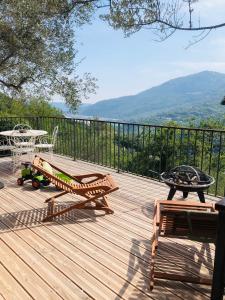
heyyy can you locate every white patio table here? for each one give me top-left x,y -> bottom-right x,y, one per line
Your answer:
0,129 -> 47,138
0,129 -> 48,179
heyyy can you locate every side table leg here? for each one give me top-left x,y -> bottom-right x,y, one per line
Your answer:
211,210 -> 225,300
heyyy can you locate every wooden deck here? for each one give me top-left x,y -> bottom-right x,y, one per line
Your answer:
0,154 -> 220,300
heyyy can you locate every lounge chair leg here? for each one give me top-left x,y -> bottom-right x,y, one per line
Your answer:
150,235 -> 158,291
95,196 -> 114,214
45,191 -> 68,203
101,196 -> 108,207
150,255 -> 155,290
43,198 -> 55,222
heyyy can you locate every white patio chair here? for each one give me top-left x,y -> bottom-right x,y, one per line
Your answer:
10,134 -> 35,172
34,126 -> 58,159
13,124 -> 32,131
0,136 -> 15,153
12,123 -> 33,148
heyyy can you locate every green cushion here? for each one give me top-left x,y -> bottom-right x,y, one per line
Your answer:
55,173 -> 72,183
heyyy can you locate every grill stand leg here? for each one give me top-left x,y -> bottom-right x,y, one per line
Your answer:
183,191 -> 189,199
197,190 -> 205,203
167,187 -> 176,200
167,188 -> 205,202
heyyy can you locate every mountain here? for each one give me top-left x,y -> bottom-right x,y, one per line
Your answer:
79,71 -> 225,122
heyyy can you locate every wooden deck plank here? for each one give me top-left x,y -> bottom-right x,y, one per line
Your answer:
0,217 -> 91,300
0,208 -> 124,300
0,197 -> 209,300
0,188 -> 181,300
0,190 -> 211,300
0,262 -> 32,300
2,182 -> 216,278
0,240 -> 62,300
0,154 -> 219,299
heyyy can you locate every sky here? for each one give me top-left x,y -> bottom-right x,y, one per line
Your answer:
76,0 -> 225,104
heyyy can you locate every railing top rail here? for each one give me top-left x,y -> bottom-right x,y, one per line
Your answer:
0,116 -> 225,134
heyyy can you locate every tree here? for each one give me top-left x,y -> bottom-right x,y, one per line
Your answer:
73,0 -> 225,43
0,0 -> 97,111
1,1 -> 224,111
0,93 -> 63,117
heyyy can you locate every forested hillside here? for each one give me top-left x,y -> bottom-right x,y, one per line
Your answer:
78,71 -> 225,123
0,93 -> 63,117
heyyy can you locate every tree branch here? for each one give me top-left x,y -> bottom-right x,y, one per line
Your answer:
0,52 -> 14,67
73,0 -> 225,31
0,76 -> 30,91
127,18 -> 225,31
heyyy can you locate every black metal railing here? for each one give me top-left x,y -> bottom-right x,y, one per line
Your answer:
0,116 -> 224,197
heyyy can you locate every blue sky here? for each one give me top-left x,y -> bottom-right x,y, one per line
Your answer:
76,0 -> 225,103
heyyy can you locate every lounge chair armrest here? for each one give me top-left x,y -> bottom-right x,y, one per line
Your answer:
72,173 -> 105,182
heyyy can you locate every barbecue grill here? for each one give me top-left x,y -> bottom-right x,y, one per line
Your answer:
161,165 -> 215,203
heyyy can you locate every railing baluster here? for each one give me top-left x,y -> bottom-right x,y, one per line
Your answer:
110,122 -> 112,168
122,123 -> 125,171
172,128 -> 176,168
215,132 -> 222,196
73,119 -> 76,160
117,123 -> 121,172
165,128 -> 169,171
201,131 -> 205,170
105,122 -> 107,166
159,127 -> 163,174
187,129 -> 190,165
131,124 -> 135,170
93,120 -> 96,163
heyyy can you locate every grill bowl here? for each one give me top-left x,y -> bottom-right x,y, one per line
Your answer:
161,165 -> 215,192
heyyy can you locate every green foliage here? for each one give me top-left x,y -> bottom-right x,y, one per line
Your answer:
0,93 -> 63,117
197,118 -> 225,130
0,0 -> 97,111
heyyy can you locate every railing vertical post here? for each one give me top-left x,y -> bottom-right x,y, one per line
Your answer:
73,119 -> 76,160
211,198 -> 225,300
117,123 -> 121,173
36,116 -> 39,129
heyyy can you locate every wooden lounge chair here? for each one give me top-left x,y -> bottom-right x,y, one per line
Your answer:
32,156 -> 119,222
150,200 -> 218,290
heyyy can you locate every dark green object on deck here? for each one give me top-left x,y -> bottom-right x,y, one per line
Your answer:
17,162 -> 50,189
